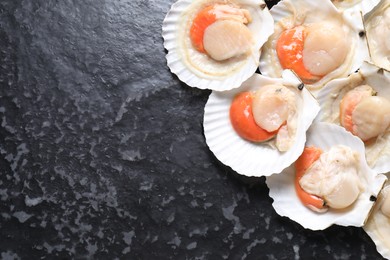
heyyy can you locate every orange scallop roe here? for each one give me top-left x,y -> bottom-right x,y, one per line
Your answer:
189,6 -> 217,53
276,26 -> 321,84
294,146 -> 326,211
230,92 -> 277,142
340,92 -> 364,136
189,4 -> 251,54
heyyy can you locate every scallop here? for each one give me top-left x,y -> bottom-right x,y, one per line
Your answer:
266,122 -> 387,230
316,62 -> 390,174
364,0 -> 390,72
252,84 -> 296,133
364,174 -> 390,260
351,96 -> 390,141
203,70 -> 319,177
162,0 -> 274,91
299,145 -> 363,210
258,0 -> 368,96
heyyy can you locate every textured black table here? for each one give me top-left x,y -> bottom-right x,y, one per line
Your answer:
0,0 -> 385,259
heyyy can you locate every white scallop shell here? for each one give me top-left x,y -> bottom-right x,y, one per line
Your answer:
363,0 -> 390,71
316,61 -> 390,174
361,0 -> 382,14
331,0 -> 380,13
266,122 -> 387,231
162,0 -> 274,91
203,70 -> 319,177
364,173 -> 390,260
258,0 -> 369,96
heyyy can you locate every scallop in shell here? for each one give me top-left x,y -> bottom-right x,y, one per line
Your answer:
162,0 -> 274,91
258,0 -> 368,95
316,62 -> 390,174
203,70 -> 319,177
266,122 -> 387,231
364,0 -> 390,71
364,173 -> 390,260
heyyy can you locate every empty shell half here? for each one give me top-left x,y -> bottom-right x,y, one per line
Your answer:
203,70 -> 319,177
266,122 -> 387,230
316,62 -> 390,174
162,0 -> 274,91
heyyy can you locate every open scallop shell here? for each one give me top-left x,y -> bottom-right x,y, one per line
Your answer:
363,0 -> 390,72
364,173 -> 390,260
266,122 -> 387,231
258,0 -> 368,96
203,70 -> 319,177
316,61 -> 390,174
162,0 -> 274,91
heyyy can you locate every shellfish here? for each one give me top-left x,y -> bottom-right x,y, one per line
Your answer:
259,0 -> 368,95
316,62 -> 390,173
162,0 -> 274,91
203,70 -> 319,177
266,122 -> 387,230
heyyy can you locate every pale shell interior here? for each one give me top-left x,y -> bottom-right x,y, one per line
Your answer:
162,0 -> 274,91
332,0 -> 380,13
203,70 -> 319,177
266,122 -> 387,231
364,173 -> 390,260
258,0 -> 368,95
364,0 -> 390,71
316,62 -> 390,174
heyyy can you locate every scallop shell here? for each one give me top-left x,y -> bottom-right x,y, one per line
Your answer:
331,0 -> 380,13
162,0 -> 274,91
258,0 -> 368,96
364,173 -> 390,260
361,0 -> 382,13
266,122 -> 387,231
364,0 -> 390,71
203,70 -> 319,177
316,61 -> 390,174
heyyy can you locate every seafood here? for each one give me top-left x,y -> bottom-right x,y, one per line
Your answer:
296,145 -> 363,212
340,91 -> 390,142
259,0 -> 368,94
229,91 -> 278,143
230,84 -> 298,151
266,123 -> 387,230
162,0 -> 274,91
316,62 -> 390,173
203,70 -> 319,177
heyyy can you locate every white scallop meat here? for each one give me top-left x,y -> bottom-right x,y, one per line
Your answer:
162,0 -> 274,91
203,70 -> 319,177
266,122 -> 387,230
316,62 -> 390,174
259,0 -> 368,95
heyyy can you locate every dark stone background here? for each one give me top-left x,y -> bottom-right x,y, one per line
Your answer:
0,0 -> 384,259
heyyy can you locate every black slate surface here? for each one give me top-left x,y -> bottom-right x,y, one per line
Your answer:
0,0 -> 385,259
